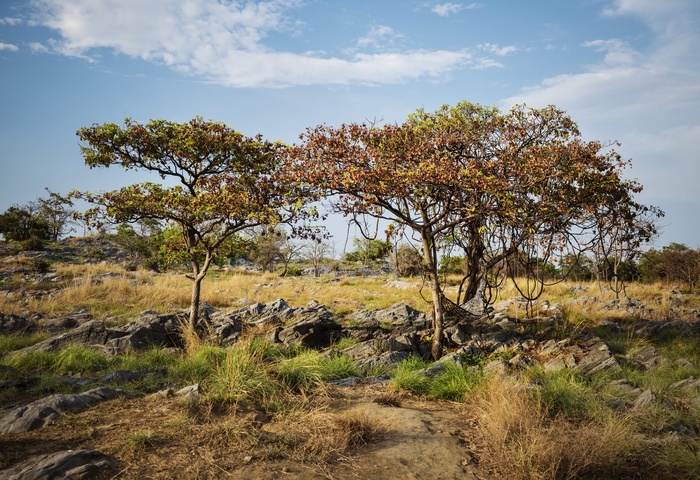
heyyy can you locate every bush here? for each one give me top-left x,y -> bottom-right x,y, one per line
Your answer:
30,257 -> 51,274
21,236 -> 45,252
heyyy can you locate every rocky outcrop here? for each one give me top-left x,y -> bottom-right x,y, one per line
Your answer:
0,450 -> 113,480
0,387 -> 127,433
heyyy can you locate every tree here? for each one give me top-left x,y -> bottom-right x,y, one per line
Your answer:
74,117 -> 318,329
639,243 -> 700,291
302,240 -> 331,277
34,188 -> 76,241
344,237 -> 392,265
292,102 -> 654,359
0,205 -> 50,242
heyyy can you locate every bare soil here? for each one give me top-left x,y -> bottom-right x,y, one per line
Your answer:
0,385 -> 498,480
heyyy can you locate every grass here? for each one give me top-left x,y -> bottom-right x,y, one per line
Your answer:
470,378 -> 644,480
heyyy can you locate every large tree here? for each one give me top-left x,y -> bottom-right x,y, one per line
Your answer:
292,102 -> 655,359
74,117 -> 318,329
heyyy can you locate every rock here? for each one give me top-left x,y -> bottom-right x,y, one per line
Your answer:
543,353 -> 576,371
0,449 -> 113,480
670,377 -> 700,393
10,320 -> 111,354
538,338 -> 571,356
272,304 -> 342,349
0,387 -> 126,433
575,341 -> 619,375
631,389 -> 656,410
483,360 -> 509,376
355,351 -> 410,374
629,346 -> 663,370
508,354 -> 536,370
0,313 -> 35,335
349,303 -> 429,328
326,374 -> 391,387
175,384 -> 200,396
606,397 -> 628,412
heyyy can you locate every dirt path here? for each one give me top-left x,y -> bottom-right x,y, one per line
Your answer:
0,386 -> 497,480
233,388 -> 495,480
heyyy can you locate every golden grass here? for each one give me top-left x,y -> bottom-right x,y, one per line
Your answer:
471,379 -> 643,480
0,260 -> 689,323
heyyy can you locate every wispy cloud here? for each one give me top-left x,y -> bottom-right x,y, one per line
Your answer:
503,0 -> 700,206
431,2 -> 483,17
355,25 -> 404,50
25,0 -> 474,87
0,43 -> 19,52
478,43 -> 518,56
0,17 -> 23,25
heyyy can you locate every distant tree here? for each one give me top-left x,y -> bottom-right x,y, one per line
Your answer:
33,188 -> 76,241
391,244 -> 423,277
302,240 -> 331,277
344,237 -> 392,265
639,243 -> 700,291
249,226 -> 287,272
73,117 -> 318,329
292,102 -> 656,359
0,205 -> 50,242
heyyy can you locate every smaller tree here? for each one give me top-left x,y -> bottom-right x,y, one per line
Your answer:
74,117 -> 319,329
0,206 -> 50,242
302,240 -> 331,277
344,238 -> 392,265
391,244 -> 424,276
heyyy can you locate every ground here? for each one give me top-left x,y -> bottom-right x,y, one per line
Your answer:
0,384 -> 498,480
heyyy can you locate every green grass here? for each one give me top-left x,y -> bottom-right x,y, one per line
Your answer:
0,333 -> 52,355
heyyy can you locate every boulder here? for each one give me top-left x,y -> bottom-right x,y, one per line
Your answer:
271,303 -> 342,349
10,321 -> 111,354
575,341 -> 619,375
349,302 -> 429,328
0,313 -> 35,335
629,346 -> 663,370
355,351 -> 410,374
0,449 -> 112,480
0,387 -> 126,433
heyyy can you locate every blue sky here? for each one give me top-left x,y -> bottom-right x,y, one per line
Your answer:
1,0 -> 698,250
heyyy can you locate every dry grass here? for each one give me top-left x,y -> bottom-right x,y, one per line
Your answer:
471,379 -> 643,480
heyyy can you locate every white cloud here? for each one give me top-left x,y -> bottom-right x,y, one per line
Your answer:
581,39 -> 641,66
27,0 -> 473,87
478,43 -> 518,56
502,0 -> 700,210
356,25 -> 404,50
0,17 -> 23,25
0,43 -> 19,52
431,2 -> 482,17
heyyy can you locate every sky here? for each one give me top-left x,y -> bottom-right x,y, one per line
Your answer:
1,0 -> 699,251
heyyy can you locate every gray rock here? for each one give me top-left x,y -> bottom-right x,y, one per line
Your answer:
606,397 -> 628,412
543,353 -> 576,371
0,313 -> 35,335
349,302 -> 428,328
272,304 -> 342,349
0,449 -> 112,480
355,351 -> 410,374
0,387 -> 125,433
670,377 -> 700,393
631,389 -> 656,410
9,320 -> 111,354
575,341 -> 619,375
629,346 -> 663,370
483,360 -> 509,376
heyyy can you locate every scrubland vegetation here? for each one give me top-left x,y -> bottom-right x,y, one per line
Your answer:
1,255 -> 699,479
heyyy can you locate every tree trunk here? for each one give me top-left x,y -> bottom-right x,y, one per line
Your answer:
420,230 -> 444,360
189,275 -> 202,329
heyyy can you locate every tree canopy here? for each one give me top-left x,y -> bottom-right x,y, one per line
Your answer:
74,117 -> 319,328
290,102 -> 658,359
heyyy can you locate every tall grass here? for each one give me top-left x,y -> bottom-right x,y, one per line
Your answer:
471,378 -> 642,480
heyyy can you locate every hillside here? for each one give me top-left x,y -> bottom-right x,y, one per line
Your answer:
0,238 -> 699,479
